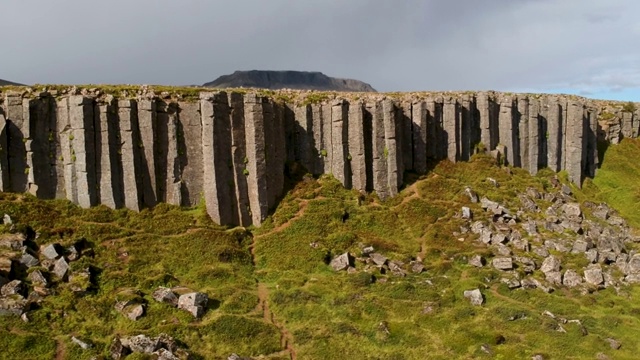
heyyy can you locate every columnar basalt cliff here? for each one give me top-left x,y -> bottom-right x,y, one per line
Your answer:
0,88 -> 638,226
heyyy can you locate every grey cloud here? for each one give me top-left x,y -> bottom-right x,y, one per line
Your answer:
1,0 -> 638,98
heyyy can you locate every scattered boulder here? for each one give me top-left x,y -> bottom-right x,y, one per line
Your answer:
464,187 -> 479,203
178,292 -> 208,318
410,261 -> 424,274
492,257 -> 513,271
461,207 -> 472,220
0,233 -> 25,250
109,337 -> 131,359
228,353 -> 253,360
469,255 -> 484,268
27,270 -> 48,287
583,265 -> 604,286
545,271 -> 563,285
561,184 -> 572,196
540,256 -> 561,274
122,334 -> 159,354
0,295 -> 28,316
1,280 -> 25,296
562,270 -> 583,288
19,253 -> 39,268
153,287 -> 179,306
592,204 -> 610,220
463,289 -> 484,306
605,337 -> 621,350
127,304 -> 145,321
330,252 -> 353,271
41,244 -> 61,260
52,257 -> 69,279
369,253 -> 388,266
562,203 -> 582,218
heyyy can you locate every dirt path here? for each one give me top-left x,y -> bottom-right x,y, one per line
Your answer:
254,200 -> 309,240
257,281 -> 296,359
55,338 -> 66,360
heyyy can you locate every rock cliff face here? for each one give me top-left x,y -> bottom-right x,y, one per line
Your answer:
203,70 -> 376,92
0,89 -> 638,226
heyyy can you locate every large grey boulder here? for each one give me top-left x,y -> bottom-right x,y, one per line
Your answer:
492,257 -> 513,271
152,287 -> 178,306
469,255 -> 484,268
41,244 -> 61,260
584,265 -> 604,285
540,256 -> 561,274
592,204 -> 609,220
369,253 -> 387,266
0,233 -> 25,250
122,335 -> 160,354
463,289 -> 484,306
178,292 -> 208,318
563,270 -> 583,287
461,207 -> 472,220
1,280 -> 25,296
19,253 -> 39,268
27,270 -> 48,287
561,203 -> 582,217
330,252 -> 353,271
545,271 -> 563,285
52,257 -> 69,279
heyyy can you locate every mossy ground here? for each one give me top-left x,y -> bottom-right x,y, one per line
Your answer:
1,141 -> 640,359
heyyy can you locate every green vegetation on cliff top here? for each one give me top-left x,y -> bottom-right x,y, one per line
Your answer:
1,140 -> 639,359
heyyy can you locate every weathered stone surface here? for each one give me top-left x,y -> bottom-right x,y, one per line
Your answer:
177,292 -> 208,318
331,99 -> 350,187
331,252 -> 353,271
562,269 -> 583,287
71,336 -> 92,350
564,100 -> 585,186
469,255 -> 484,268
122,334 -> 160,354
153,287 -> 178,306
52,257 -> 69,279
584,265 -> 604,285
348,101 -> 367,191
0,294 -> 28,316
443,97 -> 458,162
243,94 -> 270,225
492,257 -> 513,271
463,289 -> 484,306
19,253 -> 39,268
41,243 -> 61,260
28,270 -> 48,287
1,280 -> 25,296
369,253 -> 387,266
461,207 -> 472,220
411,101 -> 427,173
0,233 -> 25,250
540,256 -> 561,274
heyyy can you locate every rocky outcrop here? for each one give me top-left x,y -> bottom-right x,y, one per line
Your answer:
1,89 -> 638,227
203,70 -> 376,92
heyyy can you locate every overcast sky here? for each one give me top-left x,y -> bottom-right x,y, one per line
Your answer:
2,0 -> 639,100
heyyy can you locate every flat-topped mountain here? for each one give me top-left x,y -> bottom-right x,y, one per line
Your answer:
0,78 -> 24,86
203,70 -> 376,92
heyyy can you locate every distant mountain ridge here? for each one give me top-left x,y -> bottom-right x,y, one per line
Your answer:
203,70 -> 376,92
0,78 -> 24,86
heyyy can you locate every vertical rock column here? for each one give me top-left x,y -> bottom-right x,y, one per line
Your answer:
294,104 -> 314,174
163,102 -> 183,206
383,99 -> 400,196
0,111 -> 8,191
565,100 -> 585,186
621,111 -> 634,139
425,97 -> 438,159
399,101 -> 413,171
546,96 -> 562,172
411,100 -> 427,173
527,98 -> 540,175
633,107 -> 640,138
57,97 -> 75,203
176,101 -> 203,207
321,103 -> 333,174
443,96 -> 458,162
348,101 -> 367,192
477,92 -> 492,150
264,99 -> 286,209
228,93 -> 251,226
137,98 -> 158,207
311,103 -> 324,174
117,99 -> 142,211
201,92 -> 237,226
68,95 -> 97,208
331,99 -> 350,188
498,95 -> 516,166
23,95 -> 57,198
585,105 -> 599,178
367,101 -> 388,199
243,93 -> 270,225
95,96 -> 123,208
4,93 -> 27,192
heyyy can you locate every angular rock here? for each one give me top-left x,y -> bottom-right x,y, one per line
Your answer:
592,204 -> 609,220
71,336 -> 92,350
571,238 -> 592,253
584,265 -> 604,285
605,338 -> 621,350
123,334 -> 160,354
561,203 -> 582,217
469,255 -> 484,268
19,253 -> 39,268
410,261 -> 424,273
0,233 -> 26,250
330,252 -> 353,271
41,243 -> 61,260
563,270 -> 583,287
110,337 -> 131,359
152,287 -> 178,306
52,257 -> 70,279
177,292 -> 208,318
585,249 -> 599,264
608,216 -> 625,227
369,253 -> 388,266
0,295 -> 28,316
463,289 -> 484,306
516,256 -> 536,273
545,271 -> 563,285
461,207 -> 472,220
1,280 -> 25,296
127,304 -> 145,321
27,270 -> 48,287
492,257 -> 513,271
540,256 -> 561,274
464,187 -> 479,203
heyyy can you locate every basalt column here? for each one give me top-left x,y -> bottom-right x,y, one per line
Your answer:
264,99 -> 286,209
228,93 -> 251,226
411,100 -> 427,173
24,95 -> 57,198
4,93 -> 27,193
321,103 -> 333,174
367,101 -> 389,199
527,98 -> 540,175
311,103 -> 324,174
459,94 -> 474,161
244,94 -> 270,225
348,101 -> 367,192
383,99 -> 401,196
117,99 -> 142,211
498,95 -> 517,166
476,92 -> 494,150
443,97 -> 458,162
565,100 -> 585,186
331,99 -> 350,188
176,101 -> 203,207
425,97 -> 440,159
585,105 -> 599,178
137,98 -> 158,207
0,111 -> 8,191
201,92 -> 236,226
294,104 -> 315,174
95,96 -> 123,208
399,101 -> 413,171
68,96 -> 98,208
156,101 -> 182,206
546,96 -> 562,172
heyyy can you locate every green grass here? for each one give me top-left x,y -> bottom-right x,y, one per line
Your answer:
2,148 -> 640,359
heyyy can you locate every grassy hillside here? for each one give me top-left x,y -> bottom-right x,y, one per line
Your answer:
1,148 -> 640,359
